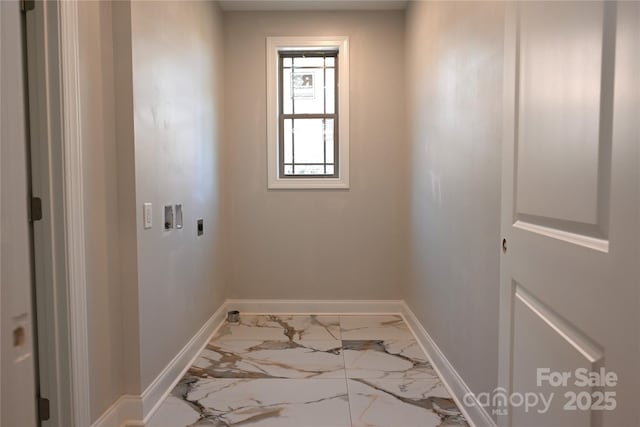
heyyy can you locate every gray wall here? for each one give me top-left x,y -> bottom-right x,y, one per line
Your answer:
78,1 -> 126,419
77,1 -> 507,422
404,0 -> 504,407
129,0 -> 227,390
78,0 -> 227,420
111,0 -> 140,397
223,11 -> 408,299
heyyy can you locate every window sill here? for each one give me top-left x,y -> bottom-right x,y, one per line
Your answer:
267,177 -> 349,190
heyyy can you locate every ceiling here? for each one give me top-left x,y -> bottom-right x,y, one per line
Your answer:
218,0 -> 409,12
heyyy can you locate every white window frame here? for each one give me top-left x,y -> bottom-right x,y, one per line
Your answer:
266,36 -> 350,189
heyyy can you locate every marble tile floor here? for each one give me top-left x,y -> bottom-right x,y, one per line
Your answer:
147,314 -> 468,427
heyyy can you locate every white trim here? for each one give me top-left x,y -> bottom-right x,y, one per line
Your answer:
91,299 -> 403,426
89,395 -> 141,427
90,303 -> 228,427
514,284 -> 603,364
91,299 -> 492,427
139,303 -> 228,423
498,4 -> 518,427
266,36 -> 350,189
226,299 -> 403,315
26,1 -> 77,424
219,1 -> 409,12
59,2 -> 91,426
401,302 -> 497,427
0,1 -> 3,422
513,220 -> 609,253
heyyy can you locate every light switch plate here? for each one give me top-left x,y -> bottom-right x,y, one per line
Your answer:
143,203 -> 152,229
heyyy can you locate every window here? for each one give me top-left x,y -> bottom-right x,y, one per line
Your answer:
267,37 -> 349,189
279,51 -> 338,178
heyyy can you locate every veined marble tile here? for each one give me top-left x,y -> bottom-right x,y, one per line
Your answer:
158,375 -> 351,427
343,339 -> 437,379
340,315 -> 414,340
146,395 -> 201,427
347,378 -> 468,427
150,315 -> 468,427
191,339 -> 345,379
214,315 -> 341,341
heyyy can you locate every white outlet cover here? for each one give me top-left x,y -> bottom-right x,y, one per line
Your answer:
143,203 -> 152,229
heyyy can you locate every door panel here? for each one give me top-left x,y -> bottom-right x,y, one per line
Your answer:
511,282 -> 600,426
500,1 -> 639,426
514,1 -> 614,251
0,1 -> 39,426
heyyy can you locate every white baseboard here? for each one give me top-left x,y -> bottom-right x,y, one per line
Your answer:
91,299 -> 402,426
401,302 -> 496,427
91,302 -> 228,427
225,298 -> 404,315
90,395 -> 141,427
139,302 -> 228,424
92,299 -> 493,427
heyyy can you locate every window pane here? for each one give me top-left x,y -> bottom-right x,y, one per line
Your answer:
292,69 -> 324,114
293,56 -> 324,67
284,119 -> 293,163
292,119 -> 324,164
283,68 -> 293,114
294,165 -> 325,175
325,119 -> 334,163
278,52 -> 339,178
325,68 -> 335,114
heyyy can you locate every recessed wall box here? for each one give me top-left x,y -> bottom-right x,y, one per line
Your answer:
175,204 -> 183,229
164,205 -> 174,231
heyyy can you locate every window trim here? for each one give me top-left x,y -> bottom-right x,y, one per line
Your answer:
266,36 -> 350,189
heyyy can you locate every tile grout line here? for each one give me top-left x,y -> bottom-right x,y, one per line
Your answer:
150,313 -> 468,427
340,314 -> 355,427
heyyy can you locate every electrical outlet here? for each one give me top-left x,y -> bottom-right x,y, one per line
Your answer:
143,203 -> 152,229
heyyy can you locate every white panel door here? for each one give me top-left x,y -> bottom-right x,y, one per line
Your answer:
0,1 -> 39,426
499,1 -> 639,426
